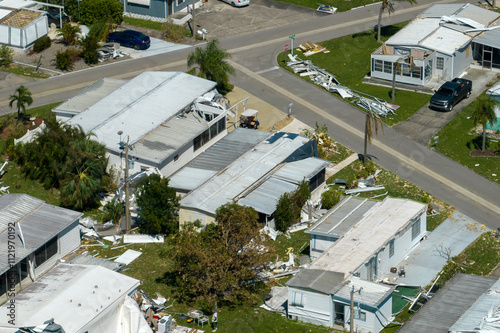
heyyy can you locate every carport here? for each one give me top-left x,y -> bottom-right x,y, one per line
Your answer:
472,28 -> 500,70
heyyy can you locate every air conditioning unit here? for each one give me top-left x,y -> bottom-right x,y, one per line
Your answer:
157,315 -> 172,333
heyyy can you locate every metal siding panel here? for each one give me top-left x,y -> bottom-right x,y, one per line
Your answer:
125,0 -> 165,17
59,221 -> 80,256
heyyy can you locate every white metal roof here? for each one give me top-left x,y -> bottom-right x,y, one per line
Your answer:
386,18 -> 441,46
421,26 -> 472,55
0,8 -> 12,19
335,277 -> 394,308
0,0 -> 37,9
180,132 -> 317,215
66,72 -> 216,152
310,197 -> 426,276
0,264 -> 139,331
487,80 -> 500,97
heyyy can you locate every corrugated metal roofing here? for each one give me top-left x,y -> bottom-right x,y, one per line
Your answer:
474,28 -> 500,49
68,251 -> 124,272
335,277 -> 395,307
53,78 -> 127,115
449,278 -> 500,332
287,269 -> 344,295
310,197 -> 426,276
487,79 -> 500,96
0,263 -> 139,331
457,3 -> 500,26
418,3 -> 466,18
66,72 -> 216,151
399,273 -> 497,333
0,194 -> 82,275
169,128 -> 269,191
180,133 -> 313,215
307,197 -> 378,237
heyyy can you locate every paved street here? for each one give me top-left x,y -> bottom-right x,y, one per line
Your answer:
0,0 -> 498,229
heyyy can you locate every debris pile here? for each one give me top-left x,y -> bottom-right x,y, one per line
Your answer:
286,54 -> 398,117
97,43 -> 127,62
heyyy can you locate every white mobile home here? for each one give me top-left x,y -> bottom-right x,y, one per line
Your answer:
371,4 -> 500,86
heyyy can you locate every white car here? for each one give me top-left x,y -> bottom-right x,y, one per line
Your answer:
221,0 -> 249,7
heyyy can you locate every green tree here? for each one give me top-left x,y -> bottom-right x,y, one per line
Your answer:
363,110 -> 384,165
187,40 -> 235,93
9,85 -> 33,120
321,189 -> 341,210
57,22 -> 81,45
274,180 -> 310,232
79,35 -> 99,64
136,174 -> 180,235
79,0 -> 122,26
166,203 -> 273,302
472,96 -> 499,152
0,45 -> 13,67
377,0 -> 417,43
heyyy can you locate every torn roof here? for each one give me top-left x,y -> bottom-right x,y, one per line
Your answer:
306,197 -> 378,237
385,4 -> 500,56
0,264 -> 139,332
180,132 -> 324,216
309,197 -> 426,277
335,277 -> 395,308
66,72 -> 216,153
449,278 -> 500,332
0,194 -> 82,275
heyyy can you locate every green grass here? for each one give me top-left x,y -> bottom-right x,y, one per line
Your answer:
1,65 -> 50,78
123,17 -> 164,31
329,160 -> 452,231
434,92 -> 500,185
277,22 -> 431,126
273,0 -> 378,12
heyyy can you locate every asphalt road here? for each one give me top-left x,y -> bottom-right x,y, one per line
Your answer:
0,0 -> 498,228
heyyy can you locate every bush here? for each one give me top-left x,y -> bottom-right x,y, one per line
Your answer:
89,21 -> 111,42
358,160 -> 377,179
321,189 -> 341,210
54,49 -> 74,71
57,23 -> 81,45
79,0 -> 123,26
0,45 -> 13,67
162,18 -> 189,43
33,36 -> 51,53
80,35 -> 99,64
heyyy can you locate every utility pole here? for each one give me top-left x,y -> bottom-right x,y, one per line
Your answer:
124,142 -> 131,233
350,286 -> 355,333
191,0 -> 196,37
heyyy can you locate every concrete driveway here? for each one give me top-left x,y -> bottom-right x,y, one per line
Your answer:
393,68 -> 498,146
125,37 -> 191,59
382,211 -> 488,287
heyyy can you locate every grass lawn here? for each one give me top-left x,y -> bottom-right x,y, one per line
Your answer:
328,159 -> 453,231
1,65 -> 49,79
434,92 -> 500,185
277,23 -> 431,126
123,17 -> 164,31
273,0 -> 379,12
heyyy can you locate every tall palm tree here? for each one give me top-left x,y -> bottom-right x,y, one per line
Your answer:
9,85 -> 33,120
377,0 -> 417,43
187,40 -> 235,90
472,96 -> 499,152
57,22 -> 81,45
363,111 -> 384,165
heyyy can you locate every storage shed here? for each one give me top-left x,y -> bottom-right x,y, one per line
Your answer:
0,7 -> 48,48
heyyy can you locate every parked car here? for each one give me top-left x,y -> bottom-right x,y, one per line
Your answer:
106,30 -> 150,50
429,78 -> 472,111
221,0 -> 250,7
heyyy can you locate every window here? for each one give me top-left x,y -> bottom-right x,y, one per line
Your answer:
383,61 -> 392,74
177,0 -> 185,5
401,64 -> 411,77
373,59 -> 383,72
354,310 -> 366,321
411,66 -> 422,79
436,57 -> 444,70
35,237 -> 58,267
411,220 -> 421,240
389,239 -> 394,258
291,292 -> 304,307
193,117 -> 227,152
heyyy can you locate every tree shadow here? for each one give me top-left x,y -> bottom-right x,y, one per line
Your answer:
376,25 -> 401,40
466,136 -> 483,150
352,31 -> 372,38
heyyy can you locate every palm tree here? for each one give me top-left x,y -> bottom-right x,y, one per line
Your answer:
57,22 -> 81,45
377,0 -> 417,43
187,40 -> 235,91
9,85 -> 33,120
471,96 -> 499,152
363,111 -> 384,165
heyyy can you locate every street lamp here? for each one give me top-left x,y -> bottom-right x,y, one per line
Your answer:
118,131 -> 131,234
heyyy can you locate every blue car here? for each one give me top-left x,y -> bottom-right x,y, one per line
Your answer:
106,30 -> 151,50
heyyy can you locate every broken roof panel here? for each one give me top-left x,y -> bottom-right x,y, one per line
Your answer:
287,269 -> 344,295
68,251 -> 124,272
418,3 -> 466,18
421,25 -> 472,55
456,3 -> 500,26
474,28 -> 500,50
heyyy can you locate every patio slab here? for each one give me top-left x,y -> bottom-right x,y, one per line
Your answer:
382,211 -> 488,287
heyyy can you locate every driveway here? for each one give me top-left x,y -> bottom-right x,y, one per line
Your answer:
393,68 -> 498,146
382,211 -> 488,287
124,37 -> 191,59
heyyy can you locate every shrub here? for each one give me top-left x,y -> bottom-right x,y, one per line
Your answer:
33,36 -> 51,53
321,189 -> 341,210
89,21 -> 111,42
80,35 -> 99,64
57,23 -> 81,45
54,49 -> 74,71
79,0 -> 123,26
162,18 -> 189,43
0,45 -> 13,67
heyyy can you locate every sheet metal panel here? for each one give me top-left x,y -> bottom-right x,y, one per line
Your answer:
399,274 -> 497,333
474,28 -> 500,49
335,278 -> 394,307
287,269 -> 344,295
457,3 -> 500,26
239,177 -> 297,215
418,3 -> 465,18
421,27 -> 471,55
386,18 -> 441,46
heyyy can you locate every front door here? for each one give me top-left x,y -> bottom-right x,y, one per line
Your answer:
334,303 -> 344,326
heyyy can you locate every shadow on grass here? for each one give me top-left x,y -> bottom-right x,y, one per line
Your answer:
466,136 -> 485,150
377,25 -> 402,39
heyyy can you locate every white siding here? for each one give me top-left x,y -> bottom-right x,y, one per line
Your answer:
59,220 -> 80,256
342,302 -> 389,333
452,43 -> 473,78
310,234 -> 337,260
287,287 -> 332,327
